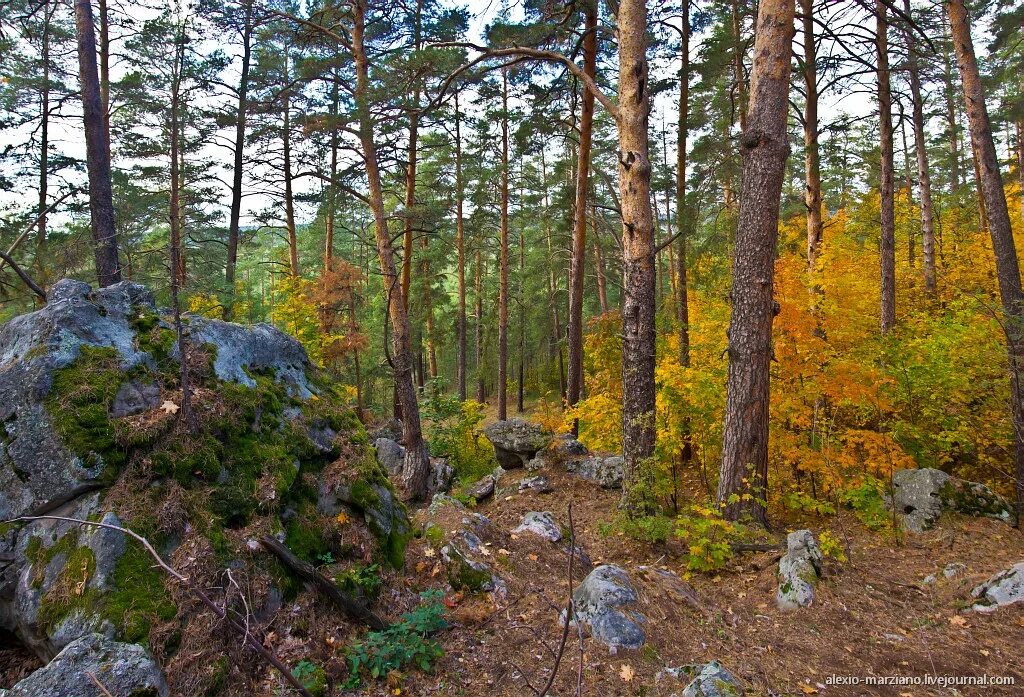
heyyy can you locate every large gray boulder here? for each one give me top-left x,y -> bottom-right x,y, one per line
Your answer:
970,562 -> 1024,613
776,530 -> 823,611
482,419 -> 551,469
571,565 -> 646,650
3,633 -> 168,697
566,455 -> 624,489
440,530 -> 505,596
890,468 -> 1012,532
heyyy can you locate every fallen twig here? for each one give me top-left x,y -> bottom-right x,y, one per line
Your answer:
259,535 -> 386,630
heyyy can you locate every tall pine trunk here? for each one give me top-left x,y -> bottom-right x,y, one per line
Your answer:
282,51 -> 298,277
802,0 -> 822,273
948,0 -> 1024,526
676,5 -> 690,368
498,69 -> 510,420
455,94 -> 467,401
877,0 -> 896,333
74,0 -> 121,287
617,0 -> 657,515
566,0 -> 598,422
352,0 -> 429,499
225,0 -> 253,318
902,0 -> 937,294
717,0 -> 795,526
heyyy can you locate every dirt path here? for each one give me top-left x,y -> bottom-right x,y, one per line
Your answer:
400,462 -> 1024,696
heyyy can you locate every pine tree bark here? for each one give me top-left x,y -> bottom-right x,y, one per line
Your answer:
902,0 -> 937,294
566,0 -> 598,421
352,0 -> 429,499
541,150 -> 567,400
169,26 -> 192,429
617,0 -> 657,515
592,216 -> 609,313
225,0 -> 254,318
716,0 -> 795,526
877,0 -> 897,333
498,69 -> 510,421
455,93 -> 467,401
948,0 -> 1024,526
74,0 -> 121,287
37,2 -> 52,289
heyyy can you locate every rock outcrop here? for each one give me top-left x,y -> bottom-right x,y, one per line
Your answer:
776,530 -> 823,611
0,279 -> 405,694
482,419 -> 551,469
889,468 -> 1012,532
679,661 -> 745,696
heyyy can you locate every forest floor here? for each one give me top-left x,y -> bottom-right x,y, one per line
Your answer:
392,424 -> 1024,696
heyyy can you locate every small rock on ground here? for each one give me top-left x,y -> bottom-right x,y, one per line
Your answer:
513,511 -> 562,542
776,530 -> 823,611
971,561 -> 1024,612
571,564 -> 646,650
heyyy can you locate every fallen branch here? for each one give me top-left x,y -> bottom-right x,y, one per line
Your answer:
259,535 -> 387,631
8,515 -> 313,697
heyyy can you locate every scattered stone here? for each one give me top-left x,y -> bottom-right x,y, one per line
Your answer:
571,564 -> 646,650
970,562 -> 1024,613
943,562 -> 967,579
513,511 -> 562,542
518,475 -> 553,494
678,660 -> 745,696
566,455 -> 623,489
109,379 -> 161,418
4,633 -> 168,697
525,455 -> 546,471
465,474 -> 496,503
374,437 -> 405,476
482,418 -> 552,469
776,530 -> 823,611
889,468 -> 1012,532
882,633 -> 905,643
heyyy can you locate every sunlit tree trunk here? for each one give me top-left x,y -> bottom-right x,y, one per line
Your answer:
949,0 -> 1024,526
617,0 -> 657,515
352,0 -> 429,499
400,0 -> 423,306
877,0 -> 896,333
74,0 -> 121,286
324,71 -> 339,270
717,0 -> 795,526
